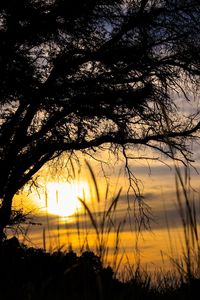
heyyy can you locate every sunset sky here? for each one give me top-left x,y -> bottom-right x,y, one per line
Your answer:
12,140 -> 200,272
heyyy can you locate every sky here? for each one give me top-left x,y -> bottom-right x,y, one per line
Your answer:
11,146 -> 200,273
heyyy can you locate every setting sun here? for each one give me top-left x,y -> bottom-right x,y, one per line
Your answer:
44,181 -> 90,217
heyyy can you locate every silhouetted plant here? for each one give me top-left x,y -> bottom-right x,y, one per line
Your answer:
75,160 -> 125,272
168,165 -> 200,284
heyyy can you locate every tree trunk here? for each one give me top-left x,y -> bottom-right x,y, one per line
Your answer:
0,193 -> 13,241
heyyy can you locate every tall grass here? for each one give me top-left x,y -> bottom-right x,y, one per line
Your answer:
39,156 -> 200,290
168,164 -> 200,283
159,105 -> 200,283
76,160 -> 124,273
42,160 -> 129,274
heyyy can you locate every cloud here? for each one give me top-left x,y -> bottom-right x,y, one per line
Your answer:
20,182 -> 200,253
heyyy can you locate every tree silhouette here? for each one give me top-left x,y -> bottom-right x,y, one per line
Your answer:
1,0 -> 200,237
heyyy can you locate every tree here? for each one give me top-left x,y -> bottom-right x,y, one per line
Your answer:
1,0 -> 200,237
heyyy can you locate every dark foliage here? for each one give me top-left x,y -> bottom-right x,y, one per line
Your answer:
0,237 -> 199,300
1,0 -> 200,234
0,237 -> 125,300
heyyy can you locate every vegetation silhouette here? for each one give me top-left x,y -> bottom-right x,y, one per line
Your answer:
1,0 -> 200,236
0,236 -> 200,300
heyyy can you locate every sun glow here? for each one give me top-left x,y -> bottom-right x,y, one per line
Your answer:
44,181 -> 90,217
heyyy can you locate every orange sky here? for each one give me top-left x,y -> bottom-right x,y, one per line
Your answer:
11,153 -> 200,274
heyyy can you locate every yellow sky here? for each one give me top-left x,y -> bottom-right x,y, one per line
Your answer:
11,154 -> 200,275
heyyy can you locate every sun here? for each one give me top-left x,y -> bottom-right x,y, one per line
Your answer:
44,181 -> 90,217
